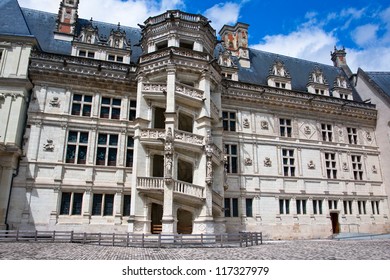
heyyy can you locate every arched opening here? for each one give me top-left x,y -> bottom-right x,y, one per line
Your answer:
178,112 -> 193,133
177,208 -> 193,234
152,154 -> 164,177
151,203 -> 163,234
177,159 -> 193,183
153,107 -> 165,129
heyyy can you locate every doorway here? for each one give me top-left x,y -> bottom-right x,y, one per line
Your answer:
151,203 -> 163,234
177,209 -> 193,234
330,212 -> 340,234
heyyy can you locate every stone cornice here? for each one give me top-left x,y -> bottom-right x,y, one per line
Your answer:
29,51 -> 137,80
223,80 -> 377,122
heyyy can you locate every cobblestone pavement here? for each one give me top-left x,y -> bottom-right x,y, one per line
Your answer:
0,239 -> 390,260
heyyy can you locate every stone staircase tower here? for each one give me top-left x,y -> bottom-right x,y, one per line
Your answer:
128,10 -> 225,235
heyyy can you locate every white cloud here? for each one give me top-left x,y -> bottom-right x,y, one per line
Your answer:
250,27 -> 337,66
348,47 -> 390,72
18,0 -> 185,27
351,24 -> 379,47
204,2 -> 241,33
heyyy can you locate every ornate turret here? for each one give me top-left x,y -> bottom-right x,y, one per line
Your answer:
55,0 -> 79,40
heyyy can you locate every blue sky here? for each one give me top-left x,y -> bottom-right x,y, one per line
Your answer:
18,0 -> 390,72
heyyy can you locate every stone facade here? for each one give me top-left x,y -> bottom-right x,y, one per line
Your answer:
1,0 -> 389,239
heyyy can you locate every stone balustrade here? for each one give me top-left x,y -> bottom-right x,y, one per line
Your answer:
137,177 -> 204,199
174,180 -> 204,198
140,129 -> 165,140
175,82 -> 204,100
142,83 -> 167,93
137,177 -> 164,190
174,130 -> 204,145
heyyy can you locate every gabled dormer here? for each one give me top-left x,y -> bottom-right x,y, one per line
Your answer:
218,48 -> 238,81
71,21 -> 132,64
108,24 -> 130,50
77,19 -> 99,44
267,60 -> 292,90
332,74 -> 353,100
307,66 -> 329,96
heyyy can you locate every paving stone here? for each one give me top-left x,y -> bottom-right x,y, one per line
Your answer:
0,239 -> 390,260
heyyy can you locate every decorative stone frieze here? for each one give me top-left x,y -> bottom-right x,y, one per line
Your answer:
49,96 -> 61,107
264,157 -> 272,167
243,118 -> 250,128
261,121 -> 269,130
43,139 -> 55,152
245,158 -> 253,166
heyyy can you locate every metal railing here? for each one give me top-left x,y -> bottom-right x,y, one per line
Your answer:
0,230 -> 262,248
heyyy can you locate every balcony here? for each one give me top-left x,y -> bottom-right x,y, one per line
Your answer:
175,82 -> 205,107
137,177 -> 205,205
139,129 -> 165,147
142,83 -> 167,100
174,130 -> 204,152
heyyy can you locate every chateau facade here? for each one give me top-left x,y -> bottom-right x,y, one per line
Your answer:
1,0 -> 389,239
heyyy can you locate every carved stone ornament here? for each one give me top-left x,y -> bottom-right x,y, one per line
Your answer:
366,131 -> 372,142
264,157 -> 272,167
43,139 -> 55,152
206,159 -> 213,185
49,96 -> 60,107
342,162 -> 349,171
245,158 -> 253,166
372,165 -> 378,174
307,160 -> 315,169
261,121 -> 269,130
243,118 -> 250,129
304,126 -> 311,135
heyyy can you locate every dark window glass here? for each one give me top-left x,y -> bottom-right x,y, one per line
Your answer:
60,193 -> 71,215
103,194 -> 114,216
123,195 -> 131,216
246,198 -> 253,217
92,194 -> 103,215
72,193 -> 83,215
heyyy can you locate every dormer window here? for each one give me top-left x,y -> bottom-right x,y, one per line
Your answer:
307,67 -> 329,95
78,50 -> 95,58
107,54 -> 124,62
332,74 -> 353,100
267,60 -> 292,90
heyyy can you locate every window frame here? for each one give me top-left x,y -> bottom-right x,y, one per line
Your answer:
126,136 -> 134,168
351,155 -> 363,180
96,133 -> 119,166
66,131 -> 89,164
325,152 -> 337,179
100,96 -> 122,119
71,93 -> 93,117
282,148 -> 295,177
225,144 -> 238,174
279,118 -> 292,137
222,111 -> 236,132
59,192 -> 83,215
347,127 -> 358,144
224,198 -> 239,217
279,199 -> 290,215
312,199 -> 323,215
128,99 -> 137,121
321,123 -> 333,142
92,193 -> 115,216
358,200 -> 367,215
123,195 -> 131,216
296,199 -> 307,215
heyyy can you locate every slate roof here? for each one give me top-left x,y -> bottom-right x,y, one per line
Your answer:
0,0 -> 31,37
1,1 -> 359,99
365,71 -> 390,99
21,8 -> 142,62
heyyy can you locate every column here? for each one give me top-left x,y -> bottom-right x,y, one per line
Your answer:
161,65 -> 176,234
